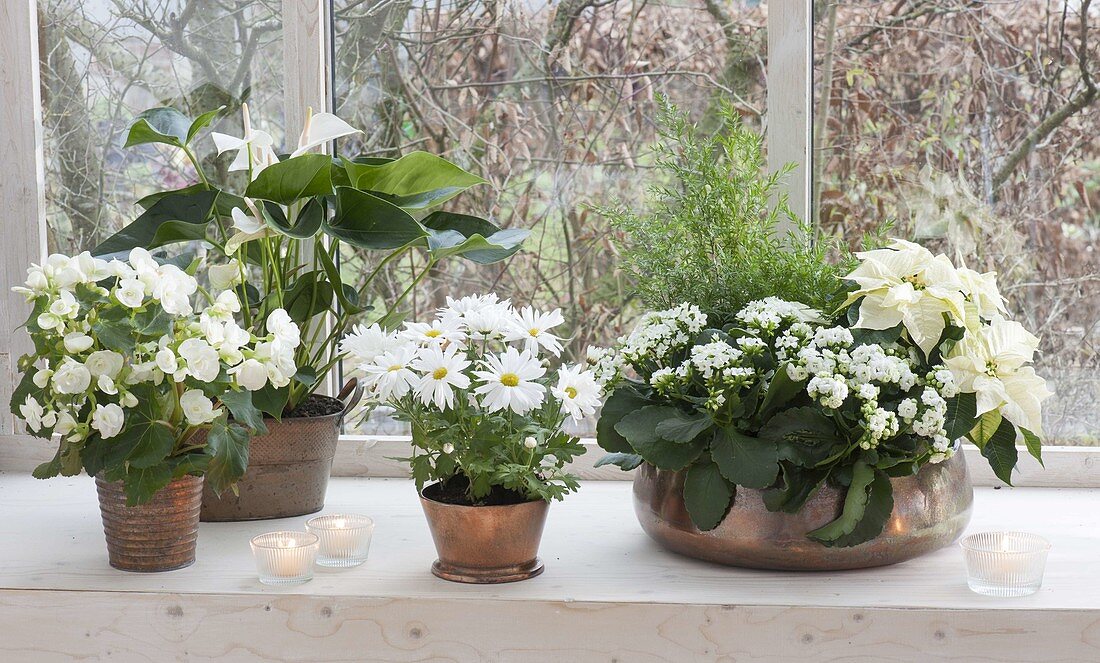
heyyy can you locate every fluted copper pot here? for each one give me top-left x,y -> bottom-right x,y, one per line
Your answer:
419,488 -> 549,583
96,474 -> 203,572
200,382 -> 362,522
633,451 -> 973,571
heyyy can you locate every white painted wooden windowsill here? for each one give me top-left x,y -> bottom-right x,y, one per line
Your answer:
1,473 -> 1098,662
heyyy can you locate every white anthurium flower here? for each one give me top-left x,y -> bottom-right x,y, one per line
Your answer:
63,332 -> 94,354
504,306 -> 565,356
340,323 -> 405,364
225,200 -> 275,254
208,260 -> 243,291
91,403 -> 125,439
400,318 -> 467,348
360,344 -> 419,401
53,358 -> 91,394
473,347 -> 547,415
290,108 -> 360,157
180,389 -> 222,425
944,318 -> 1052,436
842,239 -> 967,356
551,364 -> 602,422
411,344 -> 472,411
211,103 -> 279,177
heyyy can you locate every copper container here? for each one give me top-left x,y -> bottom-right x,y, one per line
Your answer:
200,381 -> 362,522
419,489 -> 550,583
633,451 -> 973,570
96,474 -> 203,572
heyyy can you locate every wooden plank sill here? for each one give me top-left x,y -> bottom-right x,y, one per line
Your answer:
1,473 -> 1098,662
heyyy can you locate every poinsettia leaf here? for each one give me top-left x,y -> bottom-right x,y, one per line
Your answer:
943,392 -> 978,441
1020,427 -> 1043,467
682,458 -> 735,531
969,409 -> 1003,449
980,416 -> 1019,485
711,428 -> 779,489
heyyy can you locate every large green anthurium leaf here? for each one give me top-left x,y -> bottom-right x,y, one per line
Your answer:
92,190 -> 218,256
124,107 -> 192,148
137,184 -> 244,217
324,186 -> 427,249
261,198 -> 325,239
343,152 -> 486,207
615,405 -> 706,470
596,387 -> 653,454
807,461 -> 894,547
245,153 -> 333,205
979,416 -> 1019,485
682,457 -> 735,531
710,428 -> 779,489
423,211 -> 528,264
280,271 -> 336,324
185,106 -> 225,144
205,413 -> 251,496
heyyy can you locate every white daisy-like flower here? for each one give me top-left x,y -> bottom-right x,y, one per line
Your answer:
411,344 -> 471,411
340,323 -> 404,364
504,306 -> 565,356
400,318 -> 467,348
473,347 -> 546,415
361,344 -> 420,402
551,364 -> 601,422
463,301 -> 519,339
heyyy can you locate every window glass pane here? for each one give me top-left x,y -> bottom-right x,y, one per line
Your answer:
813,1 -> 1099,445
332,0 -> 768,433
38,0 -> 284,255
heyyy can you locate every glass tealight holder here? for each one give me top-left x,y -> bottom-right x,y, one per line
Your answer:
306,514 -> 375,568
250,531 -> 319,585
960,531 -> 1051,597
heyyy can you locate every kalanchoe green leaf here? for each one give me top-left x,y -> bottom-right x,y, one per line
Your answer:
711,428 -> 779,489
683,458 -> 735,531
615,405 -> 705,470
806,461 -> 894,547
595,387 -> 651,455
594,452 -> 645,471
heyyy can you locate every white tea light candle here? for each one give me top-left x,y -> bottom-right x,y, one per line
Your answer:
306,514 -> 374,568
251,531 -> 319,585
961,531 -> 1050,597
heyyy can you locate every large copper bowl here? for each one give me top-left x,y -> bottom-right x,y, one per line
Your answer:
633,451 -> 972,570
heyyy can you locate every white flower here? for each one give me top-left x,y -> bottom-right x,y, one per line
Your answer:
463,301 -> 519,339
552,364 -> 602,422
127,361 -> 157,385
360,345 -> 419,402
19,396 -> 45,432
211,103 -> 280,176
340,323 -> 404,363
290,108 -> 360,157
505,306 -> 566,356
442,442 -> 455,454
524,436 -> 538,449
55,412 -> 77,437
63,332 -> 94,354
473,347 -> 547,415
944,318 -> 1052,436
178,338 -> 221,382
956,265 -> 1006,321
807,374 -> 849,409
152,264 -> 198,316
230,358 -> 268,391
401,318 -> 467,348
155,347 -> 179,375
898,398 -> 918,421
180,389 -> 221,425
225,200 -> 274,254
48,290 -> 79,319
266,308 -> 301,350
412,344 -> 472,411
91,403 -> 125,439
208,260 -> 243,291
85,350 -> 124,379
253,341 -> 298,388
32,368 -> 52,388
97,374 -> 118,395
441,293 -> 503,318
114,278 -> 147,308
52,358 -> 91,394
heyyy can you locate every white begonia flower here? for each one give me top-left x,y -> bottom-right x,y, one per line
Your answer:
944,318 -> 1052,436
128,248 -> 161,287
91,403 -> 125,439
71,252 -> 111,283
842,239 -> 967,356
178,338 -> 221,382
401,318 -> 467,348
505,306 -> 566,356
32,368 -> 52,389
107,259 -> 135,279
36,312 -> 62,331
359,345 -> 419,402
253,341 -> 298,388
230,358 -> 269,391
54,411 -> 77,437
114,278 -> 146,308
442,442 -> 455,454
552,364 -> 602,422
211,103 -> 280,176
19,396 -> 45,432
85,350 -> 124,379
472,347 -> 546,415
11,263 -> 50,300
152,264 -> 198,317
180,389 -> 222,425
49,290 -> 79,318
127,361 -> 157,385
266,308 -> 301,349
97,374 -> 118,395
411,344 -> 472,411
63,332 -> 94,354
155,347 -> 179,375
120,391 -> 139,409
524,436 -> 538,449
203,290 -> 242,324
290,108 -> 360,157
53,358 -> 92,394
956,265 -> 1006,321
208,260 -> 243,291
340,323 -> 404,364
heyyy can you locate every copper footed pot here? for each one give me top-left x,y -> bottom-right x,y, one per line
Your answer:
200,381 -> 362,522
419,486 -> 550,583
96,474 -> 203,572
633,451 -> 973,571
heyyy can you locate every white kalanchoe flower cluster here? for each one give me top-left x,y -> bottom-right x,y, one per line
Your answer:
617,303 -> 707,369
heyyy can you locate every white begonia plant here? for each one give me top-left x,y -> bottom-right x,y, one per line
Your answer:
10,249 -> 300,505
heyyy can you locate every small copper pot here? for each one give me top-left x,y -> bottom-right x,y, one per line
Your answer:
419,487 -> 549,583
95,474 -> 203,572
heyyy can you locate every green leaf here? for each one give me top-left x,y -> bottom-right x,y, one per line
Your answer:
654,409 -> 712,443
343,151 -> 486,207
595,387 -> 651,454
90,317 -> 136,354
615,405 -> 705,470
710,428 -> 779,489
32,453 -> 63,480
86,388 -> 176,471
759,407 -> 844,467
1020,427 -> 1043,467
218,389 -> 269,434
186,106 -> 225,144
593,452 -> 644,471
969,410 -> 1003,449
252,384 -> 289,419
826,469 -> 894,548
943,392 -> 978,441
423,211 -> 528,264
980,416 -> 1019,486
262,198 -> 324,239
92,190 -> 218,256
138,185 -> 244,217
315,241 -> 364,314
280,271 -> 335,324
762,463 -> 827,513
133,307 -> 173,338
205,414 -> 251,495
807,461 -> 894,547
122,464 -> 174,506
758,364 -> 805,420
124,107 -> 191,148
245,153 -> 333,205
682,458 -> 735,531
325,186 -> 427,249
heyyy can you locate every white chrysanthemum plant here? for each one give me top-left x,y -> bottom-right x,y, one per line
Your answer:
593,241 -> 1051,548
9,249 -> 300,505
340,294 -> 596,504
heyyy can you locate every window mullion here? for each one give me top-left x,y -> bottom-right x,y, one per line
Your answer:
766,0 -> 813,229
